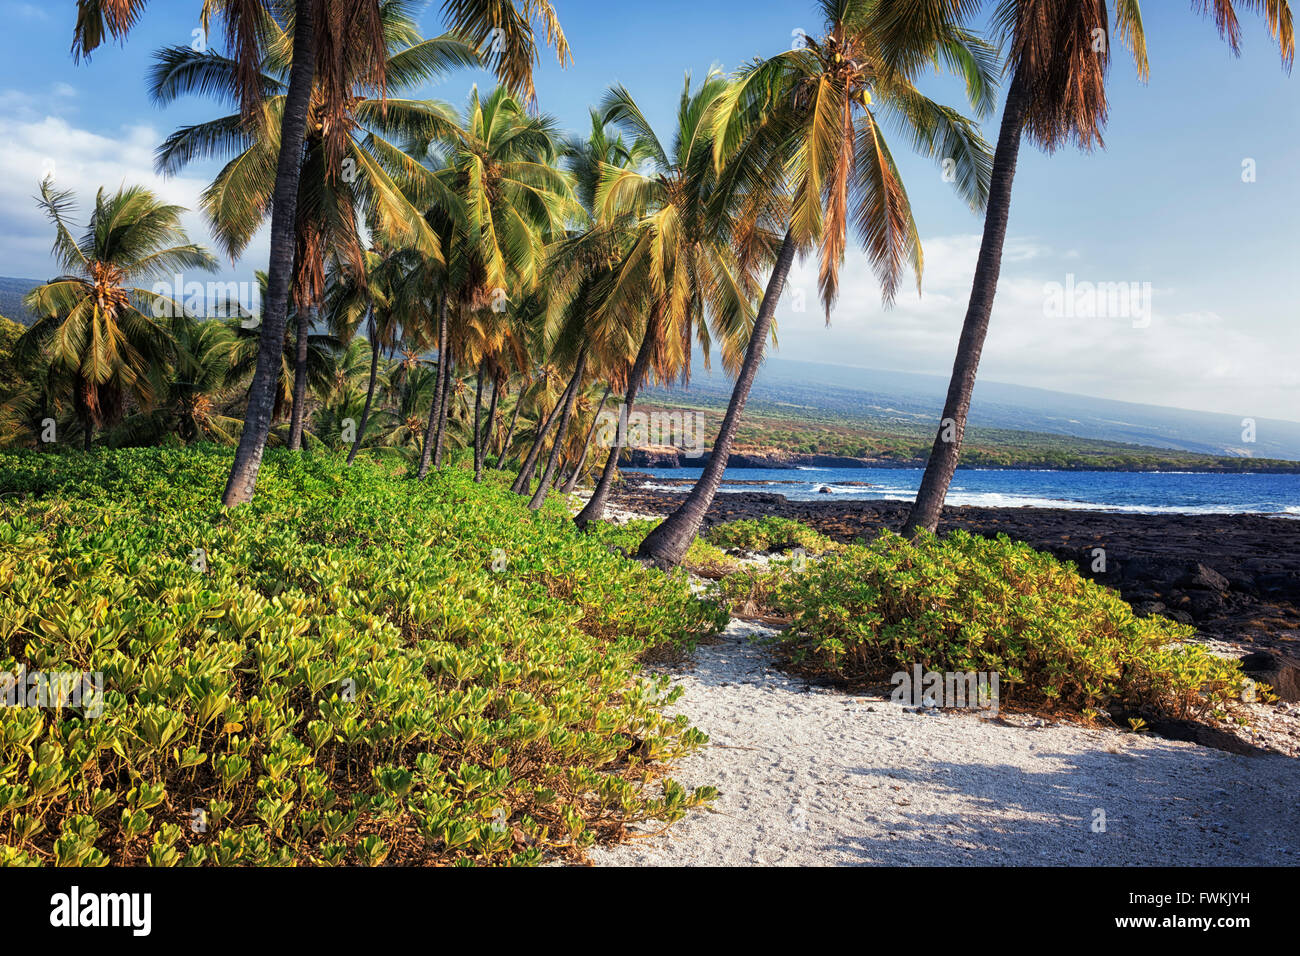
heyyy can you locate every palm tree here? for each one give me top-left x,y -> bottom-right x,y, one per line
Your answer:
902,0 -> 1295,535
561,383 -> 612,494
374,359 -> 440,454
572,75 -> 774,528
224,272 -> 339,431
72,0 -> 571,505
148,4 -> 476,454
18,180 -> 218,450
634,0 -> 996,565
515,113 -> 644,506
112,314 -> 244,446
322,244 -> 419,462
403,86 -> 575,478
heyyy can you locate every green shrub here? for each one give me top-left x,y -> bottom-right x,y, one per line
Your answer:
704,516 -> 835,555
0,447 -> 725,866
586,518 -> 740,576
725,529 -> 1246,722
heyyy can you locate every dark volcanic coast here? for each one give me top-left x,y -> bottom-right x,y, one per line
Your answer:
613,474 -> 1300,699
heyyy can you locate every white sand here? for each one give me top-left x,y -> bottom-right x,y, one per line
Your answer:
589,619 -> 1300,866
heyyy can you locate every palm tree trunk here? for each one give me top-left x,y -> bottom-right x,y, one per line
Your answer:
221,0 -> 316,506
346,310 -> 380,465
417,296 -> 448,479
511,373 -> 573,495
636,231 -> 796,564
529,348 -> 587,509
477,373 -> 499,482
433,338 -> 454,469
902,73 -> 1031,537
495,386 -> 521,470
288,303 -> 312,450
562,383 -> 612,495
573,311 -> 659,529
472,359 -> 486,477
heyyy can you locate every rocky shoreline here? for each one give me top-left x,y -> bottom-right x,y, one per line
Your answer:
612,475 -> 1300,700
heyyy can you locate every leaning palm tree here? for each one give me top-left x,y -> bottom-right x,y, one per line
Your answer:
560,383 -> 613,494
572,75 -> 776,528
518,114 -> 646,506
634,0 -> 997,565
72,0 -> 570,505
18,180 -> 219,450
902,0 -> 1295,535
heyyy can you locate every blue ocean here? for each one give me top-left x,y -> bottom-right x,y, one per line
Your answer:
631,467 -> 1300,516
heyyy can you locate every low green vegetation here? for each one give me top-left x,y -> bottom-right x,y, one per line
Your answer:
586,518 -> 740,576
0,451 -> 1259,868
704,516 -> 836,554
722,528 -> 1248,723
0,448 -> 725,866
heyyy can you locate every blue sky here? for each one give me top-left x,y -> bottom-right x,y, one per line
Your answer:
0,0 -> 1296,422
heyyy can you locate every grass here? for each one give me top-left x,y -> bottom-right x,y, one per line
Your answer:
0,447 -> 726,866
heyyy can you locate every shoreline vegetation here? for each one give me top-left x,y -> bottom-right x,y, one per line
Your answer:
618,404 -> 1300,473
2,446 -> 1297,868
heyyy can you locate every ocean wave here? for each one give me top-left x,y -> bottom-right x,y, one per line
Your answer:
628,468 -> 1300,516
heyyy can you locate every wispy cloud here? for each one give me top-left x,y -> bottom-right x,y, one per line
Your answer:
772,236 -> 1300,421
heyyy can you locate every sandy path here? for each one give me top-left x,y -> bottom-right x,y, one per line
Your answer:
590,620 -> 1300,866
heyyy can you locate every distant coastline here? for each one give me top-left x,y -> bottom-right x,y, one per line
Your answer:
622,448 -> 1300,474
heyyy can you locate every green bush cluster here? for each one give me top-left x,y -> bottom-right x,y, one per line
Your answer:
0,447 -> 725,866
704,516 -> 835,555
723,530 -> 1247,721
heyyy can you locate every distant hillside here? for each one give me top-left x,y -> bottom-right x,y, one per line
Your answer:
0,277 -> 40,326
644,356 -> 1300,462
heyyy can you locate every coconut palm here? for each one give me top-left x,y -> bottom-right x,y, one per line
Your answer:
401,86 -> 576,478
513,113 -> 645,505
902,0 -> 1295,535
111,314 -> 244,446
374,358 -> 440,453
322,244 -> 420,462
18,180 -> 219,450
72,0 -> 571,504
561,383 -> 612,494
0,316 -> 68,449
635,0 -> 997,565
572,74 -> 777,528
224,271 -> 339,430
148,3 -> 477,454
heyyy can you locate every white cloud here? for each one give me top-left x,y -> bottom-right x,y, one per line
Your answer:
771,235 -> 1300,421
0,113 -> 268,287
